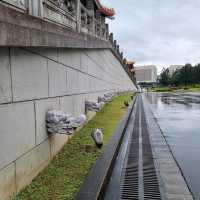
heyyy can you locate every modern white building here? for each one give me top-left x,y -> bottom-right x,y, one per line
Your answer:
168,65 -> 183,75
135,65 -> 157,83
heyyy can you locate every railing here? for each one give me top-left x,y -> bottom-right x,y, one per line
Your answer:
1,0 -> 27,10
94,19 -> 109,40
80,3 -> 94,34
43,0 -> 77,29
80,4 -> 108,40
1,0 -> 109,40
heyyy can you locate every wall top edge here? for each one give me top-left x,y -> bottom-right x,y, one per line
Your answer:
0,3 -> 111,49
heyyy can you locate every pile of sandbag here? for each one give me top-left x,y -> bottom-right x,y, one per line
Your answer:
85,101 -> 105,112
98,92 -> 118,103
46,110 -> 86,135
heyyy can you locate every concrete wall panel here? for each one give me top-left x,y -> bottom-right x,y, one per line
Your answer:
0,163 -> 16,200
67,68 -> 80,94
48,61 -> 67,97
58,49 -> 81,70
0,102 -> 35,169
15,140 -> 51,192
80,52 -> 89,73
60,96 -> 75,116
50,134 -> 69,157
0,46 -> 136,199
26,48 -> 59,62
73,94 -> 85,116
0,48 -> 12,104
11,48 -> 48,101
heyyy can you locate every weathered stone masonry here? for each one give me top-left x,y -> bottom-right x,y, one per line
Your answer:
0,1 -> 136,199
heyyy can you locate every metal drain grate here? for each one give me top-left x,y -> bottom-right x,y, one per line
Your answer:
120,97 -> 161,200
141,102 -> 161,200
121,103 -> 140,200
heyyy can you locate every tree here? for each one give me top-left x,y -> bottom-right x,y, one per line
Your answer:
159,68 -> 170,86
179,63 -> 192,86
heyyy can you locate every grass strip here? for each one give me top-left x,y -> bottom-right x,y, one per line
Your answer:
151,84 -> 200,92
14,93 -> 133,200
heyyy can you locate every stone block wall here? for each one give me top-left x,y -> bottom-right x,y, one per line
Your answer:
0,47 -> 136,199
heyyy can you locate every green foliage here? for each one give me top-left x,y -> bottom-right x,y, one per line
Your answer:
159,63 -> 200,86
151,86 -> 173,92
13,93 -> 133,200
159,68 -> 171,85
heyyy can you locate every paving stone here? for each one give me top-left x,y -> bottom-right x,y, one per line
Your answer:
142,95 -> 194,199
166,193 -> 193,200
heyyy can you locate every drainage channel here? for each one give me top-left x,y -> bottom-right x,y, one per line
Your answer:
104,96 -> 138,200
104,94 -> 161,200
120,96 -> 140,200
141,98 -> 161,200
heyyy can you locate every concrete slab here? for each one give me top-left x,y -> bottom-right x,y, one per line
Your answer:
79,73 -> 88,93
0,163 -> 16,200
11,48 -> 48,101
15,140 -> 51,192
60,95 -> 75,115
66,68 -> 80,94
58,49 -> 81,70
143,95 -> 194,199
26,48 -> 59,62
48,60 -> 67,97
0,102 -> 35,169
166,193 -> 194,200
50,134 -> 69,158
80,52 -> 89,73
73,94 -> 85,116
0,47 -> 12,104
35,98 -> 60,145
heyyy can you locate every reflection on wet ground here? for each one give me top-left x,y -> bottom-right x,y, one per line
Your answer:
145,92 -> 200,200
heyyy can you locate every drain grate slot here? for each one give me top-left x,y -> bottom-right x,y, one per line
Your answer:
120,97 -> 161,200
141,103 -> 161,200
120,103 -> 140,200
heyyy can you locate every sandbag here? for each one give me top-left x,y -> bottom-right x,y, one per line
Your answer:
46,110 -> 86,135
91,128 -> 104,148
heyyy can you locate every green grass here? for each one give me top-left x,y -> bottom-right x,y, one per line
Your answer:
181,84 -> 200,91
151,86 -> 173,92
13,93 -> 134,200
151,84 -> 200,92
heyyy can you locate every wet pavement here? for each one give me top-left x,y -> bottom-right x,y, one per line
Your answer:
104,94 -> 193,200
145,92 -> 200,200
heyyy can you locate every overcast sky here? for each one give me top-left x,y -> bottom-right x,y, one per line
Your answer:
102,0 -> 200,73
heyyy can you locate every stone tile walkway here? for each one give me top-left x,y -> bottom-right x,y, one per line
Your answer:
143,95 -> 194,200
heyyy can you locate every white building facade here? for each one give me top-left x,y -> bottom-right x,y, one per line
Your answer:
168,65 -> 183,75
135,65 -> 157,83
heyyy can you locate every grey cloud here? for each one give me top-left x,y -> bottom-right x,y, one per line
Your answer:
102,0 -> 200,71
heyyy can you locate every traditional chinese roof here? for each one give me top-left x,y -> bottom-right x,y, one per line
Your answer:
126,61 -> 136,65
95,0 -> 115,17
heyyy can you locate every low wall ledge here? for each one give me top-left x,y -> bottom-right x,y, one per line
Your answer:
0,4 -> 111,49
